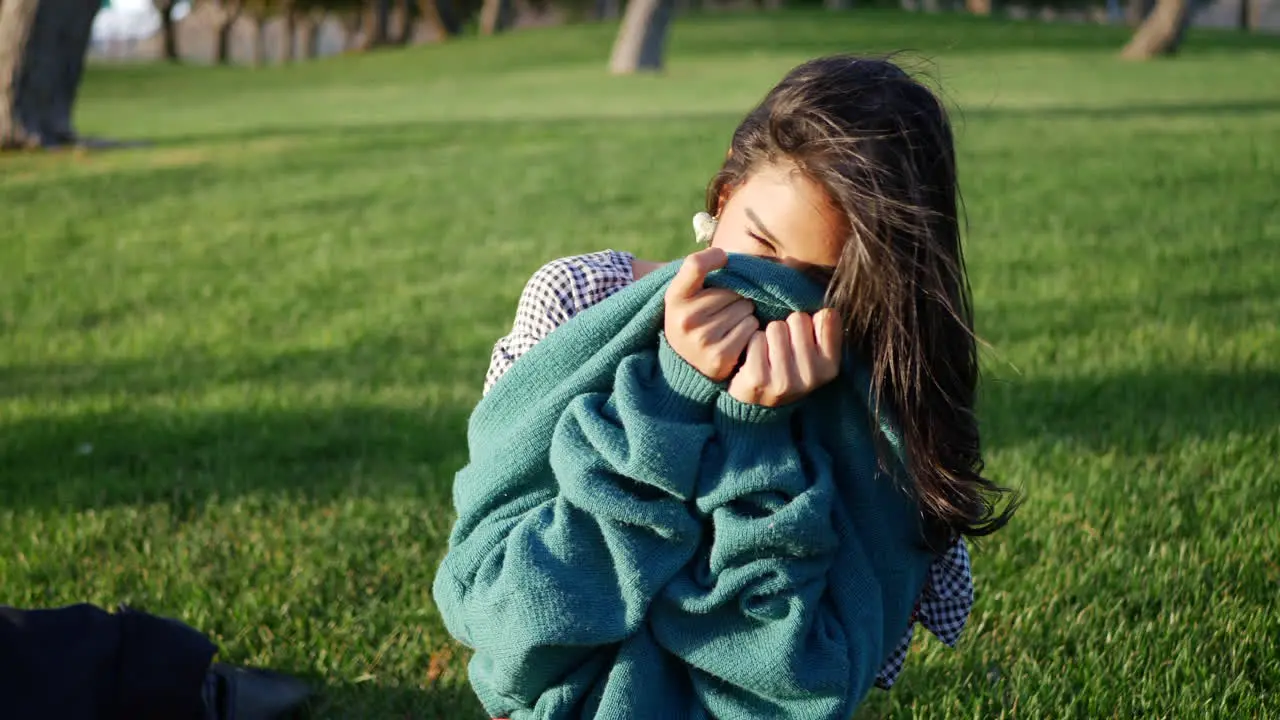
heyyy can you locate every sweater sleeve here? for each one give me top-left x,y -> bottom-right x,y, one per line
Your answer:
649,394 -> 886,718
436,336 -> 722,711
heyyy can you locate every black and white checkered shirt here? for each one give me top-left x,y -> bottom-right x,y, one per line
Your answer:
483,250 -> 974,689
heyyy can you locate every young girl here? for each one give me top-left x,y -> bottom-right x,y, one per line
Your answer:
439,55 -> 1018,718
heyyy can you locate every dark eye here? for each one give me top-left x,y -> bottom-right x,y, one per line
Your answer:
747,230 -> 775,253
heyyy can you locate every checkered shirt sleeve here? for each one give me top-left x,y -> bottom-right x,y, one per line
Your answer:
874,537 -> 973,688
483,250 -> 639,396
482,250 -> 975,691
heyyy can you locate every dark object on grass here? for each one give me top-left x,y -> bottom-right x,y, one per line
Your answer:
0,603 -> 311,720
203,664 -> 313,720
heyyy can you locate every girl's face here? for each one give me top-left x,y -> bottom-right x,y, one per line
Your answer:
711,161 -> 846,277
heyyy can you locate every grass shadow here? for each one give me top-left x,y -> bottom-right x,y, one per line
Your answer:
985,278 -> 1280,348
983,366 -> 1280,454
0,401 -> 473,512
0,340 -> 480,513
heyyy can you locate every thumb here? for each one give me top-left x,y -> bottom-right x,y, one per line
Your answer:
669,247 -> 727,301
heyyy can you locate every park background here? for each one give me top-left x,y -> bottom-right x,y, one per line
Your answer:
2,0 -> 1278,717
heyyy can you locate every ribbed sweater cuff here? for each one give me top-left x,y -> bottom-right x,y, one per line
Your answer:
655,333 -> 722,421
712,393 -> 797,446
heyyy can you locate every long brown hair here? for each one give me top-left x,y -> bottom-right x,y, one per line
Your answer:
708,55 -> 1019,542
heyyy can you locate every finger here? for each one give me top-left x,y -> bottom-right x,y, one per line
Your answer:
666,247 -> 728,302
715,314 -> 759,368
814,308 -> 844,377
786,312 -> 820,387
705,298 -> 757,341
730,331 -> 769,404
765,320 -> 796,401
684,289 -> 750,328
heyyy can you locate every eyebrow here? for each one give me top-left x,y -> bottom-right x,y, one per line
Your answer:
745,208 -> 782,247
745,206 -> 836,283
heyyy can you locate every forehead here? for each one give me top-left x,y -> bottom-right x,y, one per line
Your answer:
737,164 -> 842,228
735,163 -> 830,212
727,162 -> 846,264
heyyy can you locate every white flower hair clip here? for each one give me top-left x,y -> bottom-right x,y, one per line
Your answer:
692,211 -> 718,245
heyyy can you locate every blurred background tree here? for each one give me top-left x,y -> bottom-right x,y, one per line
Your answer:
0,0 -> 102,148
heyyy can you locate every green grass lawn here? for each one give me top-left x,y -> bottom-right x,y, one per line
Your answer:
3,9 -> 1279,718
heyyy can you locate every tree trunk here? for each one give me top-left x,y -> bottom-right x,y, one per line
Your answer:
216,23 -> 233,64
594,0 -> 621,19
341,11 -> 362,51
478,0 -> 513,34
394,0 -> 412,43
1126,0 -> 1153,24
478,0 -> 499,33
356,0 -> 383,49
1106,0 -> 1123,23
298,10 -> 321,58
1,0 -> 101,148
250,15 -> 266,65
609,0 -> 674,74
1239,0 -> 1262,29
216,0 -> 244,65
1121,0 -> 1190,58
154,0 -> 180,61
965,0 -> 990,13
0,0 -> 40,148
439,0 -> 462,34
415,0 -> 449,40
281,1 -> 298,63
375,0 -> 391,44
44,0 -> 99,142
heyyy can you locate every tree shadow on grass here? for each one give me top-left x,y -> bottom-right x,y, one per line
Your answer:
0,397 -> 476,509
982,366 -> 1280,455
0,341 -> 479,513
0,400 -> 473,512
5,344 -> 1278,514
983,278 -> 1280,349
977,277 -> 1280,455
0,334 -> 484,402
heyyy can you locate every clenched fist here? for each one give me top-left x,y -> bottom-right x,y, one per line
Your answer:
727,309 -> 842,408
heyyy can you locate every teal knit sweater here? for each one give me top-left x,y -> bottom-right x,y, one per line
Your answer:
433,255 -> 936,720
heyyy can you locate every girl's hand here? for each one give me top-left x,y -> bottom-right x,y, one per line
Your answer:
728,309 -> 843,407
664,247 -> 759,382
